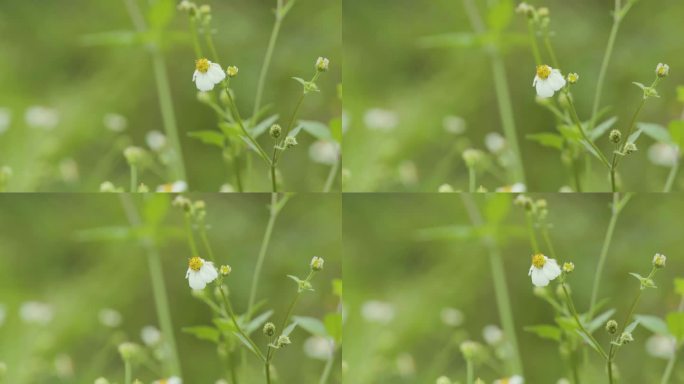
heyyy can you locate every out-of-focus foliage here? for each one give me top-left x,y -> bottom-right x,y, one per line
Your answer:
343,193 -> 684,382
0,0 -> 341,192
0,193 -> 341,383
343,0 -> 684,192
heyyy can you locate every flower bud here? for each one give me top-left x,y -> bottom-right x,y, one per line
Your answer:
459,340 -> 484,361
609,129 -> 622,144
436,376 -> 452,384
177,0 -> 196,12
269,124 -> 282,139
462,149 -> 484,168
94,378 -> 110,384
537,7 -> 550,17
220,265 -> 232,276
276,335 -> 291,347
197,91 -> 212,104
656,63 -> 670,78
606,320 -> 618,334
624,143 -> 637,155
316,57 -> 329,72
619,332 -> 634,344
515,2 -> 535,17
284,136 -> 298,149
137,183 -> 149,193
567,73 -> 579,84
263,322 -> 276,337
562,262 -> 575,273
652,253 -> 666,268
226,66 -> 239,78
438,184 -> 454,193
99,181 -> 119,193
310,256 -> 324,271
118,342 -> 142,362
123,146 -> 145,166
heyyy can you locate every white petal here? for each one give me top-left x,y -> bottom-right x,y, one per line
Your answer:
532,75 -> 540,87
188,271 -> 207,289
535,80 -> 555,98
194,73 -> 215,91
543,259 -> 562,280
531,268 -> 550,287
200,262 -> 218,283
548,70 -> 566,90
207,63 -> 226,83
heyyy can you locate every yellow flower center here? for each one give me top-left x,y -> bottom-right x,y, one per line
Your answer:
500,379 -> 510,384
195,58 -> 210,73
189,256 -> 203,271
536,65 -> 551,80
532,253 -> 546,269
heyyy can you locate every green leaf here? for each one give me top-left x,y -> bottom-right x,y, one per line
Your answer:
182,326 -> 219,343
233,332 -> 260,358
324,313 -> 343,344
250,114 -> 280,138
634,314 -> 669,335
188,130 -> 226,148
587,309 -> 616,333
625,320 -> 640,333
668,120 -> 684,148
292,316 -> 328,337
485,194 -> 511,225
558,124 -> 583,142
675,278 -> 684,296
590,116 -> 618,141
487,0 -> 514,31
556,316 -> 580,332
213,318 -> 237,333
666,312 -> 684,341
245,310 -> 274,335
282,322 -> 298,337
287,275 -> 313,292
291,77 -> 309,87
417,32 -> 479,49
298,120 -> 332,141
332,279 -> 342,298
288,125 -> 304,138
524,325 -> 562,341
629,272 -> 657,289
626,128 -> 643,145
636,122 -> 672,144
576,330 -> 601,355
527,133 -> 564,150
632,82 -> 647,91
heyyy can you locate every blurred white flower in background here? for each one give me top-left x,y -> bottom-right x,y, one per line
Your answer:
559,186 -> 574,193
59,158 -> 80,183
398,160 -> 418,186
557,379 -> 571,384
309,140 -> 339,165
141,325 -> 162,346
443,115 -> 466,135
98,308 -> 122,328
0,108 -> 11,134
219,183 -> 235,193
0,304 -> 6,326
156,181 -> 187,193
496,183 -> 526,193
303,336 -> 333,360
364,108 -> 398,131
341,110 -> 350,133
361,300 -> 395,324
645,334 -> 675,359
153,376 -> 182,384
19,301 -> 54,325
482,324 -> 504,345
440,307 -> 464,327
54,354 -> 74,378
395,353 -> 415,377
103,113 -> 128,132
25,106 -> 59,130
485,132 -> 506,154
495,375 -> 524,384
146,130 -> 168,152
648,143 -> 679,167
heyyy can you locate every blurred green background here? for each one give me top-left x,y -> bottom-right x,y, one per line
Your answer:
343,193 -> 684,383
0,193 -> 341,383
0,0 -> 341,192
343,0 -> 684,192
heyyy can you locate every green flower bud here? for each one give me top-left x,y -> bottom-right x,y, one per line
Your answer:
226,66 -> 239,78
316,57 -> 330,72
567,73 -> 579,84
269,124 -> 282,139
276,335 -> 291,347
462,149 -> 484,168
562,262 -> 575,273
624,142 -> 637,155
197,91 -> 212,104
656,63 -> 670,78
118,342 -> 142,362
652,253 -> 666,268
94,378 -> 110,384
310,256 -> 324,271
609,129 -> 622,144
123,146 -> 145,166
436,376 -> 452,384
619,332 -> 634,344
284,136 -> 298,149
263,322 -> 276,337
606,320 -> 618,334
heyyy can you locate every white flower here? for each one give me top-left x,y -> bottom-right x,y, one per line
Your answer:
0,107 -> 11,134
303,336 -> 334,360
156,181 -> 187,193
440,307 -> 464,327
98,308 -> 122,328
141,325 -> 162,346
364,108 -> 398,131
25,106 -> 59,130
494,375 -> 524,384
395,353 -> 415,377
533,65 -> 566,98
648,143 -> 679,167
645,334 -> 675,359
443,115 -> 466,135
482,324 -> 503,345
219,183 -> 235,193
146,130 -> 168,151
361,300 -> 395,324
153,377 -> 182,384
103,113 -> 127,132
54,354 -> 73,378
193,58 -> 225,91
186,257 -> 218,290
528,254 -> 562,287
485,132 -> 506,153
496,183 -> 526,193
19,301 -> 54,325
308,140 -> 339,165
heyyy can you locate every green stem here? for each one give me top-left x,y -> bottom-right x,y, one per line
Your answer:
527,20 -> 542,65
589,193 -> 627,314
561,283 -> 609,360
466,359 -> 474,384
205,29 -> 220,63
566,91 -> 612,169
198,221 -> 216,262
590,0 -> 623,130
461,195 -> 524,376
124,361 -> 132,384
253,1 -> 286,126
468,166 -> 476,192
542,32 -> 559,69
323,154 -> 340,192
189,17 -> 203,58
184,214 -> 200,256
224,86 -> 272,164
463,0 -> 525,184
218,286 -> 266,362
525,212 -> 540,253
119,195 -> 182,377
130,165 -> 137,192
663,158 -> 680,192
540,225 -> 557,260
318,347 -> 336,384
247,193 -> 286,319
660,298 -> 684,384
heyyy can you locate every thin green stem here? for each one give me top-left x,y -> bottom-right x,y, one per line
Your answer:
561,283 -> 609,360
130,165 -> 138,193
660,298 -> 684,384
468,166 -> 476,192
663,158 -> 680,192
566,91 -> 612,169
184,214 -> 200,256
318,347 -> 336,384
542,33 -> 559,69
323,154 -> 340,192
198,221 -> 216,262
589,193 -> 628,314
461,195 -> 524,376
247,193 -> 286,319
265,362 -> 272,384
218,286 -> 266,362
224,86 -> 272,164
540,225 -> 557,260
124,361 -> 132,384
253,1 -> 286,126
466,359 -> 474,384
205,29 -> 220,63
189,17 -> 203,58
527,20 -> 542,65
590,0 -> 623,130
525,212 -> 540,253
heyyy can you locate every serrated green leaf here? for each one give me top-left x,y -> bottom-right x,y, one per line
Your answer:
634,314 -> 669,335
524,325 -> 562,341
188,130 -> 226,148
